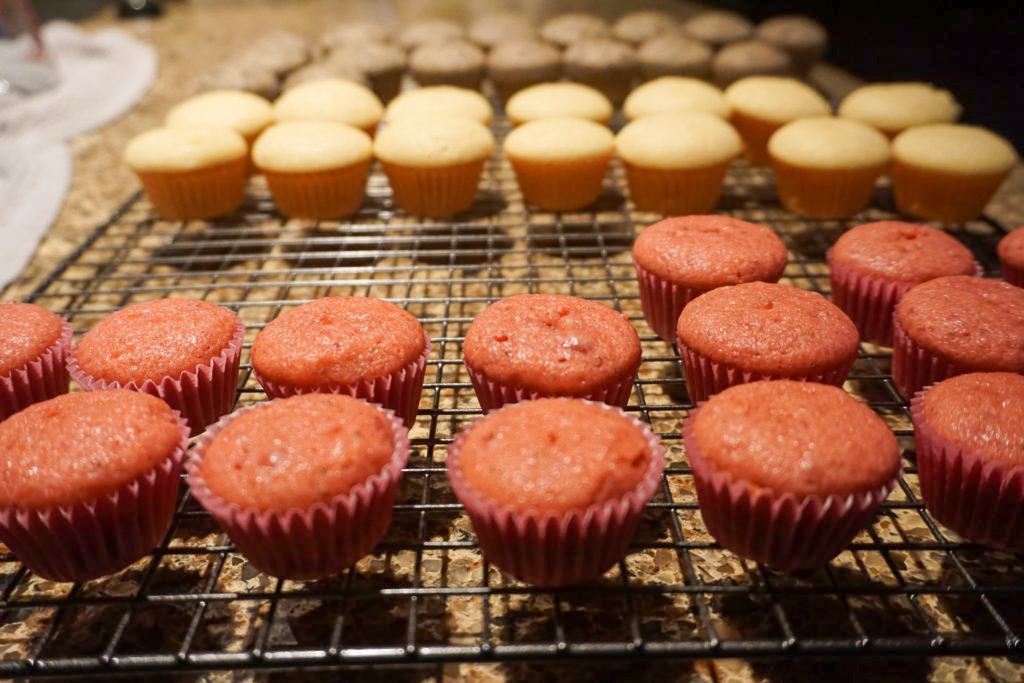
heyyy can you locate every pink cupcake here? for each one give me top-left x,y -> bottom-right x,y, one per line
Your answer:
997,227 -> 1024,287
632,215 -> 788,342
68,298 -> 245,435
1,301 -> 72,420
828,221 -> 978,346
446,398 -> 665,586
683,380 -> 900,571
0,391 -> 189,581
911,372 -> 1024,552
186,394 -> 409,579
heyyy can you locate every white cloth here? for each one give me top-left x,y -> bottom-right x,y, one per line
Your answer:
0,21 -> 157,289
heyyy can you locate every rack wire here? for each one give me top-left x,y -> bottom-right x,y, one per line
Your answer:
2,115 -> 1023,678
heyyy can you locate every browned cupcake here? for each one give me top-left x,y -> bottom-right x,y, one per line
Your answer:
637,33 -> 713,81
397,18 -> 464,51
612,10 -> 679,45
328,41 -> 407,102
683,10 -> 753,48
563,38 -> 637,105
487,39 -> 561,101
469,11 -> 536,49
712,39 -> 793,88
317,21 -> 390,55
410,40 -> 486,89
540,12 -> 609,49
756,15 -> 828,76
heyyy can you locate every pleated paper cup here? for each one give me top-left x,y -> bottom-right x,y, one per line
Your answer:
262,160 -> 371,219
381,159 -> 486,217
1000,261 -> 1024,288
771,158 -> 886,219
633,257 -> 709,343
729,110 -> 783,166
0,309 -> 72,421
890,316 -> 963,401
507,153 -> 611,211
891,160 -> 1010,223
465,359 -> 638,413
135,157 -> 247,221
623,160 -> 731,215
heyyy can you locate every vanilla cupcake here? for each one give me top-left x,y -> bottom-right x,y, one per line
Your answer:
724,76 -> 831,165
409,39 -> 486,89
562,38 -> 637,106
374,116 -> 495,217
838,82 -> 961,138
272,78 -> 384,136
891,124 -> 1017,223
384,85 -> 493,125
615,112 -> 742,215
504,117 -> 614,211
124,126 -> 248,220
165,90 -> 273,172
768,116 -> 890,219
505,82 -> 613,126
623,76 -> 729,121
711,40 -> 793,87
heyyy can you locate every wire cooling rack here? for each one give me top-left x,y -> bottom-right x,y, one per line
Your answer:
3,115 -> 1023,678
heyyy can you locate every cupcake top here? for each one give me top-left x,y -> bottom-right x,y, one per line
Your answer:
896,276 -> 1024,373
830,221 -> 976,283
623,76 -> 729,120
252,121 -> 372,173
755,16 -> 827,57
838,83 -> 961,135
329,41 -> 406,78
683,10 -> 753,47
251,297 -> 425,389
724,76 -> 830,123
456,398 -> 653,515
769,116 -> 890,170
677,282 -> 859,376
165,90 -> 273,139
504,117 -> 614,163
506,82 -> 613,125
318,21 -> 390,53
237,30 -> 311,77
892,124 -> 1017,176
563,38 -> 636,73
384,85 -> 493,124
613,10 -> 679,44
615,112 -> 742,170
0,302 -> 64,378
921,372 -> 1024,467
284,61 -> 366,91
711,39 -> 793,87
487,39 -> 561,75
397,18 -> 465,51
636,34 -> 713,78
998,228 -> 1024,270
272,78 -> 384,131
691,380 -> 899,498
463,294 -> 641,397
196,61 -> 279,101
75,298 -> 239,386
540,12 -> 609,49
123,125 -> 247,172
198,394 -> 396,511
0,390 -> 183,509
633,215 -> 788,290
374,116 -> 494,167
469,11 -> 536,48
410,39 -> 486,77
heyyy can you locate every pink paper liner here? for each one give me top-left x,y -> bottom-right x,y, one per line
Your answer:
0,410 -> 189,582
1001,261 -> 1024,288
465,360 -> 638,413
677,340 -> 855,404
682,406 -> 898,572
253,333 -> 430,427
446,399 -> 666,586
911,389 -> 1024,552
633,257 -> 708,343
0,306 -> 72,421
891,316 -> 964,401
68,314 -> 245,436
185,398 -> 411,580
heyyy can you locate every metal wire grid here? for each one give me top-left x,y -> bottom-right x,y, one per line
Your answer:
2,120 -> 1023,677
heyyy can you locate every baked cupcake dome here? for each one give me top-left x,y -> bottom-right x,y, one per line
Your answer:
755,15 -> 828,76
165,89 -> 272,144
838,82 -> 961,138
997,227 -> 1024,286
272,78 -> 384,135
683,380 -> 900,571
613,10 -> 679,45
540,12 -> 609,49
468,11 -> 536,48
0,301 -> 72,420
396,18 -> 464,51
384,85 -> 493,125
623,76 -> 729,120
562,38 -> 637,106
676,281 -> 859,402
632,215 -> 788,342
409,39 -> 486,89
683,10 -> 753,48
711,40 -> 793,88
636,33 -> 713,81
486,39 -> 562,101
505,82 -> 612,126
724,76 -> 831,165
326,41 -> 407,103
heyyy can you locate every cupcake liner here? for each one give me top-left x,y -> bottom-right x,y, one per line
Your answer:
677,340 -> 855,404
68,314 -> 245,436
263,160 -> 371,219
507,153 -> 611,212
446,399 -> 666,586
771,158 -> 886,219
911,389 -> 1024,552
253,332 -> 430,427
0,309 -> 72,421
623,161 -> 731,215
633,257 -> 707,343
465,359 -> 637,413
729,110 -> 783,167
381,159 -> 486,217
185,399 -> 411,579
1002,260 -> 1024,288
0,411 -> 189,582
891,160 -> 1010,223
682,408 -> 898,572
891,316 -> 963,401
135,157 -> 247,221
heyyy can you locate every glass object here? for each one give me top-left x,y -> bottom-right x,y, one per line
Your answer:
0,0 -> 58,97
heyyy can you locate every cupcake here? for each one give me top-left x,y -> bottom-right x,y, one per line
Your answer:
540,12 -> 609,49
613,10 -> 679,45
317,21 -> 390,54
711,40 -> 793,88
486,39 -> 562,101
504,117 -> 614,211
837,82 -> 961,138
272,78 -> 384,136
755,15 -> 828,76
384,85 -> 493,125
468,11 -> 536,49
237,30 -> 310,79
505,82 -> 612,126
615,112 -> 742,215
397,18 -> 464,51
252,121 -> 372,219
562,38 -> 637,106
724,76 -> 831,165
683,10 -> 753,47
463,294 -> 641,411
195,61 -> 279,101
410,39 -> 486,89
0,302 -> 72,421
623,76 -> 729,121
636,33 -> 713,81
374,116 -> 495,217
283,60 -> 366,92
165,90 -> 273,172
186,394 -> 409,579
676,282 -> 859,402
632,215 -> 788,342
890,124 -> 1017,223
892,276 -> 1024,400
911,372 -> 1024,552
768,116 -> 890,219
446,398 -> 665,586
69,298 -> 245,435
827,221 -> 978,345
683,380 -> 900,571
250,297 -> 429,426
0,390 -> 189,581
123,126 -> 248,221
998,227 -> 1024,287
326,41 -> 406,103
